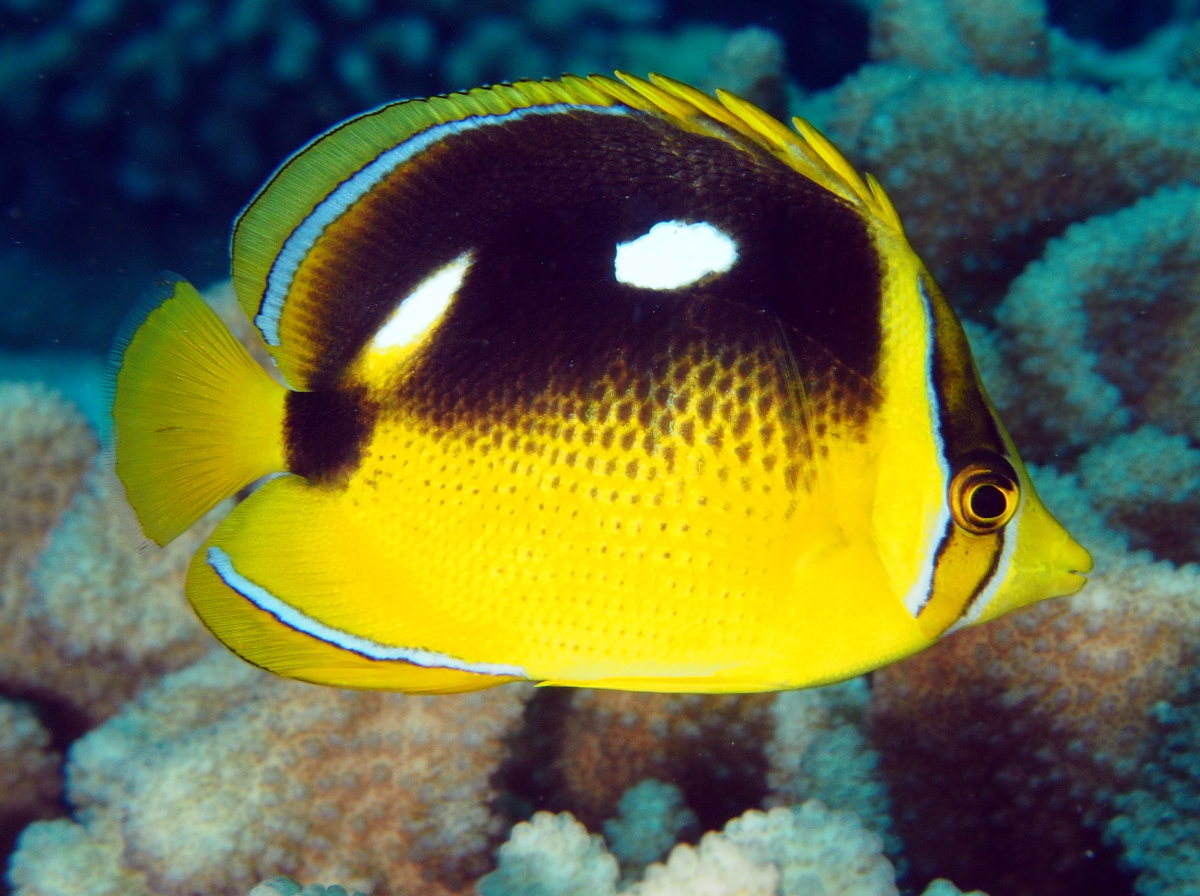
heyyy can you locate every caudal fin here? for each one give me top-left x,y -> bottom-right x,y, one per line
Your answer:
112,276 -> 288,545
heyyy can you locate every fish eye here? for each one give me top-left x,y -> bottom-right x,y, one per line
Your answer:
949,461 -> 1018,535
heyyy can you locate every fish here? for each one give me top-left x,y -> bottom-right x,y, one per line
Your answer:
111,72 -> 1092,695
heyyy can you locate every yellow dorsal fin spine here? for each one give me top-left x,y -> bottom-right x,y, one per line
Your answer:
592,72 -> 903,235
866,172 -> 906,235
648,74 -> 749,134
790,116 -> 875,209
112,277 -> 288,545
610,70 -> 702,121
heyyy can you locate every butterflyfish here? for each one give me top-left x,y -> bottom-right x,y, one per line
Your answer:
111,73 -> 1092,695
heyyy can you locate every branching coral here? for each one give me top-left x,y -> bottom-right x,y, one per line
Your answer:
26,468 -> 219,723
763,679 -> 893,850
553,691 -> 775,831
993,185 -> 1200,457
0,698 -> 61,854
0,283 -> 276,728
251,879 -> 366,896
0,385 -> 218,726
9,650 -> 530,896
479,811 -> 620,896
1106,657 -> 1200,896
818,69 -> 1200,312
0,382 -> 94,595
0,383 -> 98,709
1076,426 -> 1200,562
870,0 -> 1049,77
603,781 -> 698,883
479,802 -> 905,896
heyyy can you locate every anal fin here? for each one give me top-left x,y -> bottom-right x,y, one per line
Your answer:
187,475 -> 526,693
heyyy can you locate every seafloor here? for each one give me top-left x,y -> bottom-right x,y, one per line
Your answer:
2,1 -> 1199,895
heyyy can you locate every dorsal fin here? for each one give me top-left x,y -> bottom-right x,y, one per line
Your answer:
232,73 -> 903,389
606,73 -> 903,231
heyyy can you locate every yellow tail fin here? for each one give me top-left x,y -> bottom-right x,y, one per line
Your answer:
112,276 -> 288,545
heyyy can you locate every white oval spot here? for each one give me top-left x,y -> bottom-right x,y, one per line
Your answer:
372,251 -> 472,350
614,220 -> 738,290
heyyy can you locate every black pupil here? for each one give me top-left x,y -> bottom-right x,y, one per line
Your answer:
970,483 -> 1008,520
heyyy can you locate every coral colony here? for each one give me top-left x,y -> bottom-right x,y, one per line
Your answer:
2,1 -> 1200,895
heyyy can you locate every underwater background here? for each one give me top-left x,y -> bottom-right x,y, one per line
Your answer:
2,0 -> 1199,894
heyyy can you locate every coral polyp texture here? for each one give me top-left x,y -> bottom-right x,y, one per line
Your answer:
0,380 -> 218,727
4,0 -> 1200,895
9,650 -> 530,896
478,802 -> 905,896
0,698 -> 61,853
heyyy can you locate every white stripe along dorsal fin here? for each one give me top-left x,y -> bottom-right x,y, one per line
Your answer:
232,72 -> 903,390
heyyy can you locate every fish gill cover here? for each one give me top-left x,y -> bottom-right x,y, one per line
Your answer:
1,1 -> 1199,896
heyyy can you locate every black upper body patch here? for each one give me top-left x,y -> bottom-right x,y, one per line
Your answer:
282,106 -> 882,480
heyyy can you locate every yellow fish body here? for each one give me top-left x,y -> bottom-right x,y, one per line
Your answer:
112,74 -> 1091,694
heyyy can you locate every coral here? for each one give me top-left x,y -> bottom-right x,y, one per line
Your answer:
0,382 -> 94,594
553,690 -> 774,831
24,467 -> 218,723
993,185 -> 1200,457
1,451 -> 218,727
8,815 -> 155,896
0,281 -> 287,732
1076,426 -> 1200,562
603,781 -> 698,882
764,680 -> 894,850
0,380 -> 216,726
919,883 -> 985,896
819,67 -> 1200,311
870,0 -> 1049,77
250,880 -> 366,896
9,650 -> 530,896
478,811 -> 619,896
479,801 -> 913,896
713,803 -> 897,896
0,698 -> 61,850
627,829 -> 780,896
704,26 -> 789,120
0,351 -> 108,441
0,383 -> 98,707
1105,659 -> 1200,896
1170,19 -> 1200,84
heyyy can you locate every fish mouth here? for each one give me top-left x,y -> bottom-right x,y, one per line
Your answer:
1042,568 -> 1088,599
1056,533 -> 1094,588
1052,552 -> 1092,596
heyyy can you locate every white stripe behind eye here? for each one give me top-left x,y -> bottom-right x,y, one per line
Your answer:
255,102 -> 632,347
901,277 -> 951,620
206,546 -> 527,678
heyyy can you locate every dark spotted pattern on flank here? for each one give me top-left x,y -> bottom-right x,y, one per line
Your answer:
281,107 -> 882,481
